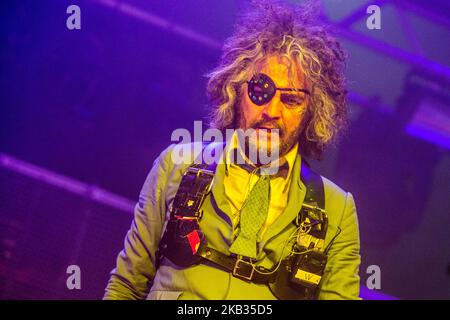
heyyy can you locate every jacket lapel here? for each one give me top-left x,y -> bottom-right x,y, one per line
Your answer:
210,156 -> 234,227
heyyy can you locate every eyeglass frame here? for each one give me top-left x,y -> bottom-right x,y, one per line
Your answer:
246,73 -> 311,108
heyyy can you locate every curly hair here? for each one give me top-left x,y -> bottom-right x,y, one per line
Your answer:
206,0 -> 348,159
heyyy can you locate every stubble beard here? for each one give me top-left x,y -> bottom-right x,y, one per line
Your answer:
237,114 -> 302,164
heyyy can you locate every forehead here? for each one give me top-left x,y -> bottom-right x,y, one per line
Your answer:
254,54 -> 305,88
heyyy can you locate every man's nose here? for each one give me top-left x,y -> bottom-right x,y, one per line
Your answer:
261,94 -> 282,119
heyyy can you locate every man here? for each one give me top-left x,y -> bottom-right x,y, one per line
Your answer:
104,1 -> 360,300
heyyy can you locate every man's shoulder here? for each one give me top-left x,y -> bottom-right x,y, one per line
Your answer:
318,173 -> 354,215
320,175 -> 348,197
154,141 -> 208,172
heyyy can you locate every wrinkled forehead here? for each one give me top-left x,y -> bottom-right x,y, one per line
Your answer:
252,54 -> 306,88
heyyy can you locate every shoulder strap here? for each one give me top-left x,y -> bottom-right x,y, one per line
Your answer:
298,160 -> 328,242
300,161 -> 325,210
169,142 -> 224,219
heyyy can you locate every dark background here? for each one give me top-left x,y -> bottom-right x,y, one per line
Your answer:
1,0 -> 449,299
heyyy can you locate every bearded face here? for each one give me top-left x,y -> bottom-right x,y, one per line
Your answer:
238,54 -> 308,163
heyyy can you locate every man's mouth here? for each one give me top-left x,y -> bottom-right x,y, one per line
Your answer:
250,121 -> 283,137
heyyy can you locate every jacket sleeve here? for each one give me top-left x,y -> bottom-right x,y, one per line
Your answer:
318,192 -> 361,300
103,145 -> 174,300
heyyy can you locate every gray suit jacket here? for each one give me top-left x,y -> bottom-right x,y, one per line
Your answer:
104,143 -> 361,300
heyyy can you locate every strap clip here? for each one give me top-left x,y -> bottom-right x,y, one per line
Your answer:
233,256 -> 255,281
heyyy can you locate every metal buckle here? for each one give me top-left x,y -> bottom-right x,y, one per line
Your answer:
302,202 -> 326,214
185,166 -> 215,178
233,257 -> 255,281
185,167 -> 215,192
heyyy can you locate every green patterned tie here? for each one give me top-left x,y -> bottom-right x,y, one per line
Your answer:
229,174 -> 270,258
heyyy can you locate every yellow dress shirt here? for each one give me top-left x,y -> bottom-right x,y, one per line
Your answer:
223,132 -> 299,239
